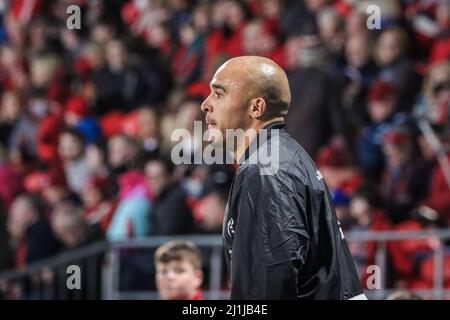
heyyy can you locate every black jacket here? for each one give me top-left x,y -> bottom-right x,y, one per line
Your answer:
223,122 -> 363,300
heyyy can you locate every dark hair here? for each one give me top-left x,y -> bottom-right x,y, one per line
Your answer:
353,184 -> 384,209
60,128 -> 86,146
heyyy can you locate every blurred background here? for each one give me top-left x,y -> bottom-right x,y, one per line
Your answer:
0,0 -> 449,300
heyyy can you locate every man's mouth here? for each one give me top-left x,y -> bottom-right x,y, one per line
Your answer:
206,117 -> 217,129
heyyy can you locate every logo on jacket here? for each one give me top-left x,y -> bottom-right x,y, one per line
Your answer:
227,218 -> 235,238
316,169 -> 323,181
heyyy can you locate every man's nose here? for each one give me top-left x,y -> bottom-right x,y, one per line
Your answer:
201,97 -> 211,113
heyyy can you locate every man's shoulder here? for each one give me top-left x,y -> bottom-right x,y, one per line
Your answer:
235,132 -> 319,191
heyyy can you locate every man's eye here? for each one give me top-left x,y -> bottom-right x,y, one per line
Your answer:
215,92 -> 222,98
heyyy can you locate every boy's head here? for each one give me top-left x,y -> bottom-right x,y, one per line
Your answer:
154,240 -> 203,300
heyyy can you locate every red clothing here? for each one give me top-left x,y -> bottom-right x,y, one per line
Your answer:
191,290 -> 204,300
360,210 -> 391,286
430,35 -> 450,63
37,110 -> 64,163
423,154 -> 450,224
387,221 -> 431,281
83,201 -> 118,233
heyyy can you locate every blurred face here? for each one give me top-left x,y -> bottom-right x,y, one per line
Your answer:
418,135 -> 435,161
108,136 -> 134,168
211,0 -> 227,26
377,31 -> 403,66
42,186 -> 67,206
51,213 -> 81,248
244,22 -> 275,55
145,161 -> 170,197
346,12 -> 367,36
146,25 -> 169,49
178,102 -> 201,132
91,24 -> 114,44
305,0 -> 328,11
346,35 -> 371,68
106,41 -> 126,69
1,92 -> 21,122
1,46 -> 18,67
285,36 -> 301,69
139,109 -> 159,139
429,67 -> 450,104
179,24 -> 196,46
8,198 -> 36,240
201,60 -> 253,143
226,1 -> 245,28
261,0 -> 281,19
82,186 -> 102,208
193,6 -> 209,31
368,99 -> 395,123
156,260 -> 203,300
436,3 -> 450,29
195,193 -> 225,231
383,143 -> 409,168
318,13 -> 339,41
58,133 -> 83,162
86,144 -> 105,171
349,196 -> 370,223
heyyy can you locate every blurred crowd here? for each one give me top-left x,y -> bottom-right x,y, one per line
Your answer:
0,0 -> 449,298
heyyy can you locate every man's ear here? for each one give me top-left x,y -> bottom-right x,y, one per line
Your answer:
249,97 -> 267,119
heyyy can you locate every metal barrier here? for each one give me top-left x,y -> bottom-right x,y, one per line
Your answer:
0,230 -> 449,300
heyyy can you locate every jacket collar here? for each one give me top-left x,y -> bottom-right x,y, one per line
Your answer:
238,120 -> 285,164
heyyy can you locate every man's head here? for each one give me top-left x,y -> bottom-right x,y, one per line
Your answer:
154,240 -> 203,300
107,134 -> 138,169
144,158 -> 173,197
51,202 -> 86,249
8,194 -> 42,242
58,129 -> 86,162
201,56 -> 291,143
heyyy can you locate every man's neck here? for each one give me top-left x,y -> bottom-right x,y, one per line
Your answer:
233,117 -> 284,163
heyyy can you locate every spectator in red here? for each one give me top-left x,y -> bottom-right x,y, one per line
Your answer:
0,45 -> 28,92
316,135 -> 363,195
0,143 -> 23,210
82,175 -> 117,233
429,0 -> 450,63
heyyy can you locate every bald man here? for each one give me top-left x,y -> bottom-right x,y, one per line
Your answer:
201,56 -> 365,300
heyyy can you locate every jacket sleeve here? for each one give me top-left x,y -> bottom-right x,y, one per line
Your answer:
230,168 -> 309,300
